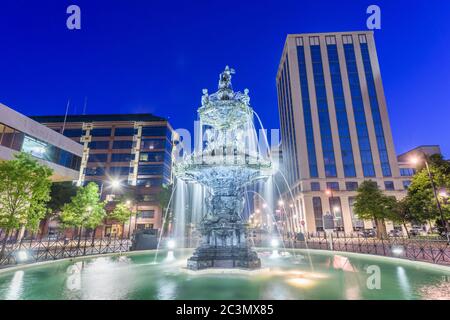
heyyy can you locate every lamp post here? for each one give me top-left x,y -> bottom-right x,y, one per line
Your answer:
411,154 -> 449,243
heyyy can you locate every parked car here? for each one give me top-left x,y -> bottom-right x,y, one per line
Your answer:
389,229 -> 403,237
358,229 -> 376,238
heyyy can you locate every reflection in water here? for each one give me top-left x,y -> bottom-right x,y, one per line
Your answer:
397,266 -> 412,299
157,278 -> 177,299
67,257 -> 134,300
419,280 -> 450,300
5,271 -> 24,300
66,262 -> 83,291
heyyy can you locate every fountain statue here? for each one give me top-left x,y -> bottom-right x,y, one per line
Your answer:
174,66 -> 272,270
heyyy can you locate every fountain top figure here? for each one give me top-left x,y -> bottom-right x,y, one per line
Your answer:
174,66 -> 272,270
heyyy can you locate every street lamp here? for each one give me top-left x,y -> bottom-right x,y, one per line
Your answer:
410,153 -> 449,243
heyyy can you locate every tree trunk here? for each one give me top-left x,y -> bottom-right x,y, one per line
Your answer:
0,229 -> 11,259
403,223 -> 410,238
375,218 -> 387,239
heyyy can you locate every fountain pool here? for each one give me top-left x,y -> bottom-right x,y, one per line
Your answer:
0,249 -> 449,300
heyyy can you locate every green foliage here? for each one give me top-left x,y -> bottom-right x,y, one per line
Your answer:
353,180 -> 396,238
60,182 -> 106,229
407,154 -> 450,223
48,181 -> 78,214
0,152 -> 52,232
109,201 -> 132,224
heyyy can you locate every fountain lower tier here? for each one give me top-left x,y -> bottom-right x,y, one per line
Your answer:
186,216 -> 260,270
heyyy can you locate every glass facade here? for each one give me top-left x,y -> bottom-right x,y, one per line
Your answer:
327,44 -> 356,177
297,45 -> 318,178
360,42 -> 391,177
400,168 -> 415,177
0,123 -> 81,171
311,182 -> 321,191
310,44 -> 337,177
329,197 -> 343,230
343,42 -> 376,177
345,181 -> 358,191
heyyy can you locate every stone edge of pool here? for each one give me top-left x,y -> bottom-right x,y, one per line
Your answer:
1,248 -> 449,275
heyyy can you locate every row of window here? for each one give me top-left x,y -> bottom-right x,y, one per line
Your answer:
61,126 -> 171,139
297,46 -> 319,178
87,152 -> 168,163
360,43 -> 392,177
85,163 -> 170,177
88,138 -> 169,151
327,44 -> 357,177
0,123 -> 81,171
310,45 -> 337,178
310,180 -> 399,192
277,57 -> 300,185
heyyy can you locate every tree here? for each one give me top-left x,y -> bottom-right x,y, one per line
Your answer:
109,201 -> 133,238
60,182 -> 106,240
353,180 -> 396,239
390,197 -> 413,238
0,153 -> 52,257
157,184 -> 173,235
48,181 -> 78,214
407,154 -> 450,231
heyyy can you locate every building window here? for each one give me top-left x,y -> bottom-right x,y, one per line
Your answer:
85,167 -> 105,176
138,165 -> 163,175
140,152 -> 165,162
21,135 -> 48,159
326,182 -> 340,191
90,128 -> 112,137
114,127 -> 135,136
88,153 -> 108,163
343,43 -> 375,177
309,36 -> 320,46
297,45 -> 318,178
327,44 -> 356,177
360,42 -> 391,177
141,139 -> 166,150
400,168 -> 415,177
138,210 -> 155,219
89,141 -> 110,150
345,182 -> 358,191
136,178 -> 162,187
109,166 -> 131,176
311,182 -> 321,191
403,180 -> 411,189
111,153 -> 133,162
141,126 -> 168,137
329,197 -> 344,230
112,140 -> 133,149
61,129 -> 83,138
358,34 -> 367,43
384,181 -> 395,191
312,197 -> 323,231
311,44 -> 337,177
342,35 -> 353,44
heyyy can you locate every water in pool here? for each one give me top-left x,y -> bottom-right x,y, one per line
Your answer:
0,249 -> 449,300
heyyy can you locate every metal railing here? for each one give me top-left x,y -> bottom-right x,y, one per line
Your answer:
0,235 -> 132,267
254,236 -> 450,266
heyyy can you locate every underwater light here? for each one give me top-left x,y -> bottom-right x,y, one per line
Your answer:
271,239 -> 279,248
16,250 -> 29,262
392,246 -> 404,256
167,240 -> 176,250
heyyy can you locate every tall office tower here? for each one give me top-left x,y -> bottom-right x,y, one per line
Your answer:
276,31 -> 405,234
32,114 -> 176,237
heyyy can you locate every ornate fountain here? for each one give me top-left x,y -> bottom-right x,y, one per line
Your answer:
174,66 -> 271,270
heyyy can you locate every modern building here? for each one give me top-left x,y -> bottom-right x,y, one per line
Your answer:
31,113 -> 177,237
0,103 -> 82,181
276,31 -> 406,234
397,145 -> 442,190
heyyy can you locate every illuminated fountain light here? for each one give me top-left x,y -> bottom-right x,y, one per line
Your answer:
270,238 -> 280,258
15,250 -> 29,263
165,239 -> 176,262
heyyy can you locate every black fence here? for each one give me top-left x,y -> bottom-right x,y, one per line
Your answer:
255,236 -> 450,266
0,235 -> 131,267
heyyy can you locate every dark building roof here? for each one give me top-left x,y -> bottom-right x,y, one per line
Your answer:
30,113 -> 167,123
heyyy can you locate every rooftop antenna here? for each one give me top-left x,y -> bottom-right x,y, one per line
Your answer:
62,99 -> 70,135
82,96 -> 88,115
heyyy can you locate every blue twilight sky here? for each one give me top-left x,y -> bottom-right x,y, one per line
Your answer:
0,0 -> 450,156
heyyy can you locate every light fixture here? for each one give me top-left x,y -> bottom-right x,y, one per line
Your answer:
167,239 -> 176,250
271,239 -> 279,248
111,179 -> 121,189
278,200 -> 284,206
